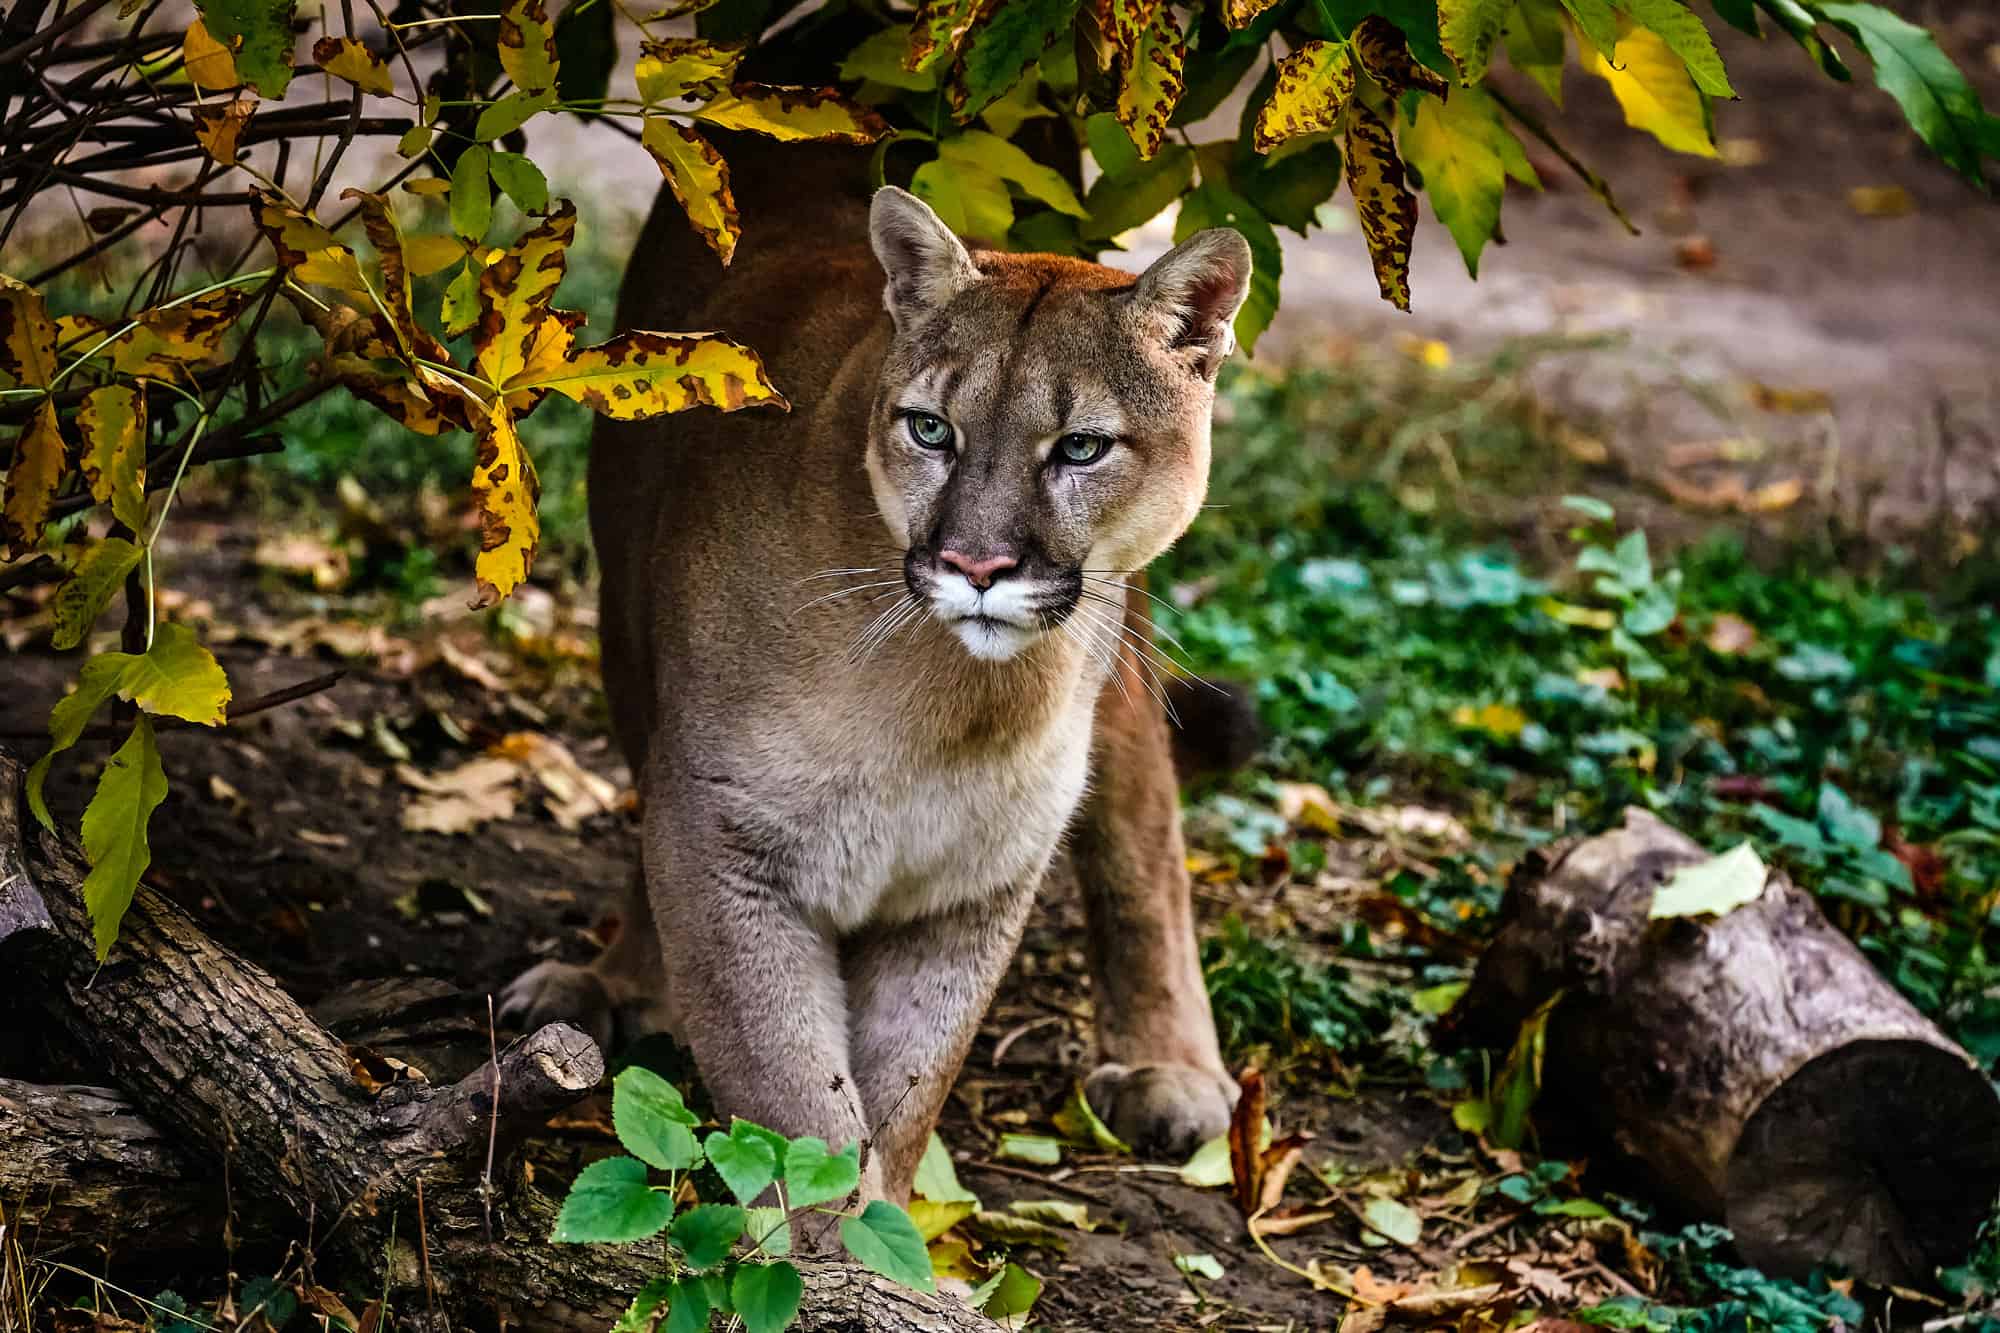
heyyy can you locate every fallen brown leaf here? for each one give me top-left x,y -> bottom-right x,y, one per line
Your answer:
1705,613 -> 1758,656
1847,184 -> 1915,217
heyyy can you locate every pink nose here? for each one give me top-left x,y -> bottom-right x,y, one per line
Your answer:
937,550 -> 1018,590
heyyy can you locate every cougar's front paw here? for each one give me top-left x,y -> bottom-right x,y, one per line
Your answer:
497,960 -> 614,1052
1085,1062 -> 1238,1159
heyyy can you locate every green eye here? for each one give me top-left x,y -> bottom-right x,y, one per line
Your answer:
1057,433 -> 1111,466
905,412 -> 954,450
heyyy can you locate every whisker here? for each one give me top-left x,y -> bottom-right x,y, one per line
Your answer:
1075,585 -> 1197,657
1060,611 -> 1131,713
1079,573 -> 1185,625
1068,601 -> 1177,724
792,579 -> 906,615
794,566 -> 889,586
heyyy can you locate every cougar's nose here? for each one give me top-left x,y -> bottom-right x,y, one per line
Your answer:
937,550 -> 1019,590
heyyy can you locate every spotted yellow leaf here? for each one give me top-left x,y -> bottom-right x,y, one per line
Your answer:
1115,2 -> 1184,160
51,537 -> 144,652
1254,41 -> 1354,153
183,19 -> 240,90
1586,24 -> 1715,156
1107,0 -> 1158,57
1438,0 -> 1513,84
53,294 -> 249,381
501,330 -> 787,419
297,300 -> 470,436
1343,103 -> 1418,311
1221,0 -> 1282,29
498,0 -> 560,94
79,384 -> 149,534
641,119 -> 740,265
0,275 -> 59,389
192,93 -> 256,165
470,402 -> 541,608
635,38 -> 746,104
473,202 -> 577,388
1354,16 -> 1449,96
695,84 -> 889,144
343,189 -> 426,358
2,399 -> 65,556
906,0 -> 981,73
505,307 -> 587,418
250,190 -> 368,294
313,36 -> 394,95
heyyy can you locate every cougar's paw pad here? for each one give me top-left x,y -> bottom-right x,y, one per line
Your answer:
1084,1062 -> 1238,1160
497,960 -> 614,1051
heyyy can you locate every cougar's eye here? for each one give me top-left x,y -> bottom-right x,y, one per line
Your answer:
1056,432 -> 1111,466
904,411 -> 954,451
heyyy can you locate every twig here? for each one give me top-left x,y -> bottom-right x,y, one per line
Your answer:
0,671 -> 347,742
961,1160 -> 1110,1203
481,994 -> 501,1244
1445,1207 -> 1528,1253
416,1178 -> 440,1330
0,0 -> 119,70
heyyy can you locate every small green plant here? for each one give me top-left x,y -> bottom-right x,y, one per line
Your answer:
1201,916 -> 1387,1059
551,1068 -> 934,1333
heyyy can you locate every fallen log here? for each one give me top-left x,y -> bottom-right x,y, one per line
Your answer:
1446,807 -> 2000,1285
0,749 -> 993,1331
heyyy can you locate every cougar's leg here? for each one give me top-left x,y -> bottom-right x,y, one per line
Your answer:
499,870 -> 678,1050
843,883 -> 1038,1201
1068,579 -> 1237,1157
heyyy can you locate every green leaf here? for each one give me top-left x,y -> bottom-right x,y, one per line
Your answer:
1085,111 -> 1143,178
704,1123 -> 780,1204
611,1277 -> 673,1333
1051,1081 -> 1131,1153
1400,87 -> 1536,277
1489,994 -> 1558,1149
555,0 -> 617,110
781,1136 -> 861,1208
79,716 -> 168,958
1559,0 -> 1621,55
451,145 -> 494,241
993,1132 -> 1064,1165
912,1132 -> 980,1205
613,1066 -> 701,1171
1437,0 -> 1513,84
1359,1196 -> 1423,1246
744,1206 -> 792,1256
489,152 -> 550,214
1817,782 -> 1881,850
1615,0 -> 1734,97
1709,0 -> 1758,36
1173,1252 -> 1225,1279
51,537 -> 143,652
1755,0 -> 1850,81
938,130 -> 1087,217
118,622 -> 230,725
1178,1134 -> 1233,1188
910,158 -> 1014,245
27,653 -> 129,830
1174,34 -> 1266,127
1562,494 -> 1616,521
1817,3 -> 1994,185
550,1156 -> 675,1242
670,1202 -> 747,1270
978,1263 -> 1043,1319
1650,842 -> 1768,919
730,1261 -> 802,1333
949,0 -> 1079,119
1504,0 -> 1568,104
843,24 -> 937,91
662,1277 -> 714,1333
839,1200 -> 936,1292
441,262 -> 480,337
476,87 -> 557,142
1173,181 -> 1280,355
197,0 -> 297,96
1237,139 -> 1344,235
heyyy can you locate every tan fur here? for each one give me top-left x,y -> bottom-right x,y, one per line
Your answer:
501,138 -> 1248,1202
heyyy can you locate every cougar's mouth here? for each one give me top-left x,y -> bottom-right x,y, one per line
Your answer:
904,548 -> 1081,662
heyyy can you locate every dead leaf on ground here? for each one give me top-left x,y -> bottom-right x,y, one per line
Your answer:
1746,381 -> 1832,414
398,756 -> 521,834
1274,781 -> 1341,834
345,1042 -> 427,1095
1656,470 -> 1805,515
436,637 -> 510,691
1847,185 -> 1915,217
491,731 -> 619,830
254,534 -> 351,590
1664,437 -> 1763,469
1716,136 -> 1765,166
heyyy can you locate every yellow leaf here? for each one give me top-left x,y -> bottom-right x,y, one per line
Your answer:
117,621 -> 232,725
81,716 -> 169,959
473,202 -> 577,388
0,274 -> 59,389
909,1199 -> 977,1243
1343,103 -> 1418,311
502,330 -> 787,418
497,0 -> 561,94
905,0 -> 980,72
1221,0 -> 1281,28
312,36 -> 395,96
1254,40 -> 1354,152
694,84 -> 889,144
635,37 -> 746,104
404,177 -> 452,198
1452,701 -> 1527,740
183,19 -> 240,90
79,384 -> 149,533
641,118 -> 740,265
1114,2 -> 1184,160
1107,0 -> 1158,57
470,403 -> 540,609
1585,24 -> 1715,157
191,93 -> 256,166
3,398 -> 65,555
505,307 -> 587,418
402,232 -> 469,278
343,189 -> 425,358
250,189 -> 368,294
1353,16 -> 1448,96
88,289 -> 252,379
51,537 -> 145,651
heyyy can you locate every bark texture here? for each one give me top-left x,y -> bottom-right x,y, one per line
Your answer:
1448,806 -> 2000,1285
0,749 -> 993,1331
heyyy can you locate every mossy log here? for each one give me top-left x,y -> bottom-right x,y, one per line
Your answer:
1447,807 -> 2000,1285
0,749 -> 990,1332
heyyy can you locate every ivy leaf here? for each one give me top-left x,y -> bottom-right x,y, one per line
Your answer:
1399,86 -> 1537,277
640,118 -> 741,263
695,85 -> 888,144
1343,102 -> 1418,310
2,399 -> 65,557
613,1065 -> 701,1171
196,0 -> 296,96
1253,40 -> 1354,152
743,1205 -> 792,1255
729,1262 -> 802,1333
1817,3 -> 1994,185
840,1201 -> 936,1292
80,716 -> 169,959
469,402 -> 541,609
51,538 -> 144,653
937,129 -> 1087,217
489,151 -> 552,214
1173,180 -> 1280,352
550,1156 -> 675,1242
947,0 -> 1079,119
1114,2 -> 1185,160
782,1136 -> 861,1208
1586,23 -> 1716,157
312,36 -> 394,95
499,0 -> 562,94
1437,0 -> 1513,84
704,1123 -> 781,1204
669,1202 -> 747,1270
1615,0 -> 1734,98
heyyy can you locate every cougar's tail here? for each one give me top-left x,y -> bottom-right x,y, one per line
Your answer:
1164,677 -> 1263,780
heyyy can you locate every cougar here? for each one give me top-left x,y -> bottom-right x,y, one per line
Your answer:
500,139 -> 1252,1202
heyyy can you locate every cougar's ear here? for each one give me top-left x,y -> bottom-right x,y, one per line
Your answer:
870,186 -> 981,332
1129,227 -> 1253,380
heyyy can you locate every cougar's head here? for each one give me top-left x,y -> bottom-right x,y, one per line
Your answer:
864,186 -> 1252,663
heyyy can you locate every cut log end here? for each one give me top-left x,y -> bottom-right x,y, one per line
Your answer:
1726,1038 -> 2000,1284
